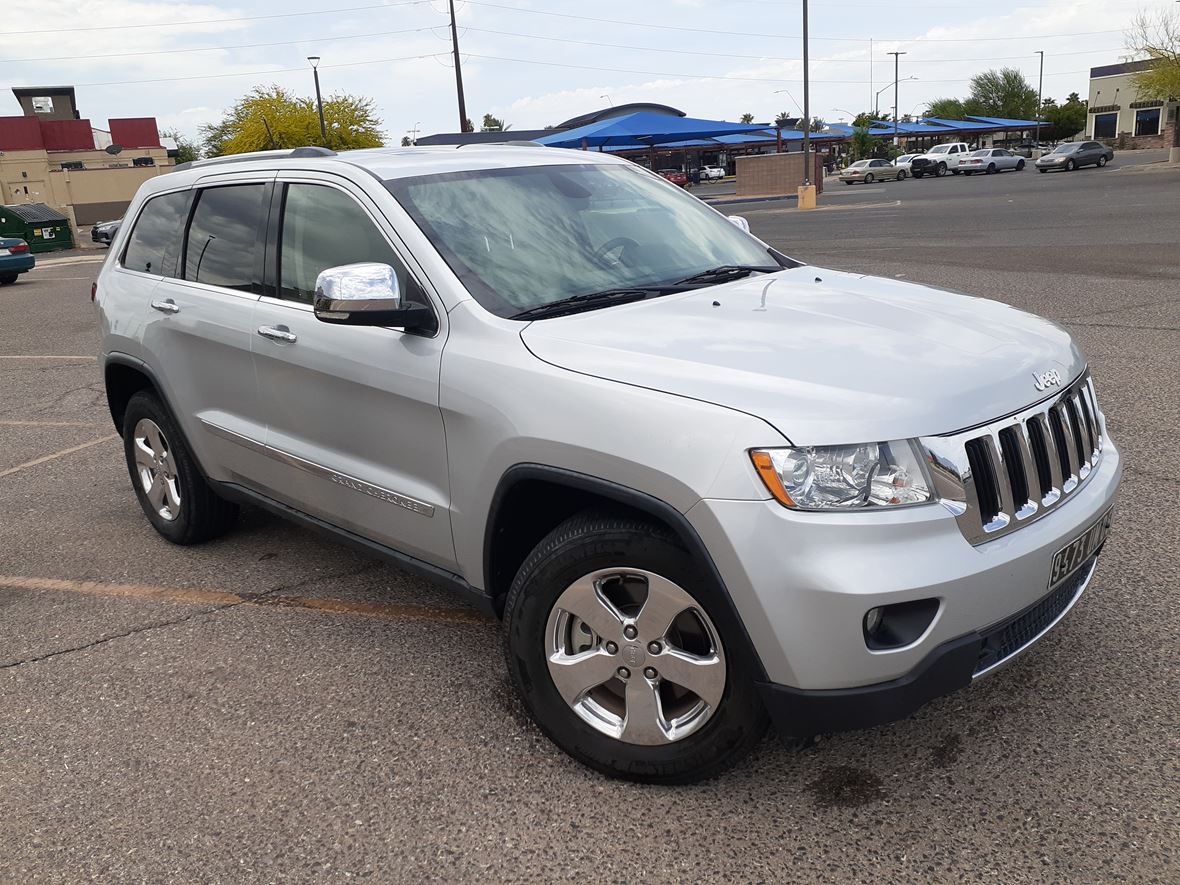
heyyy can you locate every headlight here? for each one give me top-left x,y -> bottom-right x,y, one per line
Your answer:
750,441 -> 934,510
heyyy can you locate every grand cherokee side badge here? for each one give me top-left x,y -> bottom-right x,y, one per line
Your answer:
1033,369 -> 1063,391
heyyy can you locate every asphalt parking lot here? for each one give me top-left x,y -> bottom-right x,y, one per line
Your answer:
2,161 -> 1178,882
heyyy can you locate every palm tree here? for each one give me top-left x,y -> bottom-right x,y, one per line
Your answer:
739,113 -> 755,124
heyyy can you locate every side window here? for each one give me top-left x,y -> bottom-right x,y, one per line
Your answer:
277,183 -> 417,305
121,190 -> 190,276
183,184 -> 266,293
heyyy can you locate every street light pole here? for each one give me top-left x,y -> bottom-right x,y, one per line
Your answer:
448,0 -> 470,132
888,51 -> 906,147
308,56 -> 328,147
1035,50 -> 1044,146
801,0 -> 811,187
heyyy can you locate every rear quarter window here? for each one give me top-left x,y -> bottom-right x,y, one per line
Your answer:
121,190 -> 191,277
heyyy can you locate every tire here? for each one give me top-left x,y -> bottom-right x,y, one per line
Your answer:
963,171 -> 974,176
503,512 -> 768,784
0,273 -> 18,285
936,162 -> 947,177
863,173 -> 874,183
1097,155 -> 1108,167
121,390 -> 238,544
842,180 -> 852,185
1039,167 -> 1048,173
1016,159 -> 1025,171
896,169 -> 907,180
913,171 -> 924,179
986,163 -> 996,174
1065,159 -> 1076,171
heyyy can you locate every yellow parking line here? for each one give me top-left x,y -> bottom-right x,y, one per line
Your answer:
0,433 -> 118,478
0,575 -> 491,625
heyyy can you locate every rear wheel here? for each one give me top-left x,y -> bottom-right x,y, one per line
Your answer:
122,391 -> 238,544
503,512 -> 767,783
0,273 -> 17,285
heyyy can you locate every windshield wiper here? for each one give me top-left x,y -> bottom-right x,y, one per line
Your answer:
674,265 -> 783,286
510,288 -> 663,320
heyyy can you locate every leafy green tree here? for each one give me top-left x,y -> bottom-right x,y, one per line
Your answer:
924,97 -> 965,120
480,113 -> 510,132
159,127 -> 200,164
739,112 -> 755,124
1043,94 -> 1088,140
809,117 -> 826,132
201,85 -> 384,156
851,111 -> 875,128
1126,9 -> 1180,105
968,68 -> 1038,119
850,126 -> 879,160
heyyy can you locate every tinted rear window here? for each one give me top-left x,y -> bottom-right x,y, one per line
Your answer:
184,184 -> 266,292
121,190 -> 190,276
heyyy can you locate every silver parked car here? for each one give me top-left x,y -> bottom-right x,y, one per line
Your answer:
839,158 -> 906,183
96,145 -> 1121,783
1035,141 -> 1114,172
960,148 -> 1026,174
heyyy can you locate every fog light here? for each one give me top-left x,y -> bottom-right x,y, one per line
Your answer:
863,598 -> 940,650
863,607 -> 883,637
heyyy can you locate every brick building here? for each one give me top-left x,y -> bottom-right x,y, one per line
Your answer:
1086,60 -> 1179,150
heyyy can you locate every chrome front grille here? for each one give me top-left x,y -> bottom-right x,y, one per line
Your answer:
922,371 -> 1104,545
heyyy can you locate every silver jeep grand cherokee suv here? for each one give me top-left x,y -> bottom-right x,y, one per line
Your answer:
96,145 -> 1121,783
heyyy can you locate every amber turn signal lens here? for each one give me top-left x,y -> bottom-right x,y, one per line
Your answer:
749,450 -> 795,507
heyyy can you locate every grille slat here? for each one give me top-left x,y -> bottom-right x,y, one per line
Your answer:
924,372 -> 1104,545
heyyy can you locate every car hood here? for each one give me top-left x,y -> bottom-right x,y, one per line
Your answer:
520,266 -> 1084,445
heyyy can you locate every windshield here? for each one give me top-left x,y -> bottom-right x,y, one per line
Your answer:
970,150 -> 990,157
928,145 -> 951,154
849,161 -> 868,168
897,155 -> 915,162
386,163 -> 781,318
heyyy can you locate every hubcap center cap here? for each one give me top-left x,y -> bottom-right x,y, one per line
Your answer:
621,644 -> 646,668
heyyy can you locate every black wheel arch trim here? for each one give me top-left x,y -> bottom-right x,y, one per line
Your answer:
484,462 -> 769,680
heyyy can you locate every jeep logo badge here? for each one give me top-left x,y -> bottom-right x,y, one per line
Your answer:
1032,369 -> 1063,391
621,645 -> 646,667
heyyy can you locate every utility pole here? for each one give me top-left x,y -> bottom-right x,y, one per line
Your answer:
308,56 -> 328,147
869,38 -> 873,118
801,0 -> 810,187
888,51 -> 906,147
448,0 -> 470,132
1035,50 -> 1044,148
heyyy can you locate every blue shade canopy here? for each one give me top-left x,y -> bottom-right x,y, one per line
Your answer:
535,112 -> 771,148
867,120 -> 956,134
965,115 -> 1045,128
919,117 -> 999,131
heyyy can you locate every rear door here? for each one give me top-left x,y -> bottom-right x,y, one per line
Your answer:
250,173 -> 455,568
136,174 -> 272,481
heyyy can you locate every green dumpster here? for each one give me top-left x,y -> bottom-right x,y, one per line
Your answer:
0,203 -> 74,253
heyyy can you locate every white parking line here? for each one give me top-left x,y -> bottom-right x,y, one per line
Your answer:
0,355 -> 96,360
0,434 -> 118,478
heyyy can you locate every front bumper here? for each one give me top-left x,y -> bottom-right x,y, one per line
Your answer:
758,555 -> 1100,737
686,435 -> 1122,695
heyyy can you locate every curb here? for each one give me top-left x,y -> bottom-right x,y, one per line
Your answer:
703,193 -> 800,207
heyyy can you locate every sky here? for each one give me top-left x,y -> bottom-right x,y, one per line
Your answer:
0,0 -> 1167,144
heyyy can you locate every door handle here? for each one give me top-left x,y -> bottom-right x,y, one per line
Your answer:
150,299 -> 180,314
257,325 -> 297,343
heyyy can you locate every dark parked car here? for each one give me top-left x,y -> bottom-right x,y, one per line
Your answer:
908,156 -> 948,178
91,219 -> 122,245
1035,141 -> 1114,173
0,237 -> 35,284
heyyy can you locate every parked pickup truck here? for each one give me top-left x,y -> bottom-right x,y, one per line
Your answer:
911,142 -> 971,177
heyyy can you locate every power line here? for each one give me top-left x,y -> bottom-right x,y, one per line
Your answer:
4,26 -> 444,64
459,1 -> 1127,42
0,0 -> 433,35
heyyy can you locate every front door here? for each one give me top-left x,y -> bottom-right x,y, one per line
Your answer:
250,175 -> 455,569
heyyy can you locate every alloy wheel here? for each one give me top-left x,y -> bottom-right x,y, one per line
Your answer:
132,418 -> 181,521
545,568 -> 726,746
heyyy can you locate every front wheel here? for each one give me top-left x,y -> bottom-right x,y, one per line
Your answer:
913,171 -> 924,179
863,173 -> 875,183
1065,159 -> 1076,171
896,169 -> 907,180
503,513 -> 767,783
1097,155 -> 1108,167
936,162 -> 947,177
1039,167 -> 1048,173
986,163 -> 997,174
1016,159 -> 1026,171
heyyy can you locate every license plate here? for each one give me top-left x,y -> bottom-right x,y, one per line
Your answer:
1049,507 -> 1113,588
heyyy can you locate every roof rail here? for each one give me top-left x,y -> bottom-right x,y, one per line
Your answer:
454,140 -> 541,149
172,145 -> 337,173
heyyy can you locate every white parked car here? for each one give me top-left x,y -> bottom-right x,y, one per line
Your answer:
960,149 -> 1026,175
699,165 -> 726,181
893,153 -> 923,173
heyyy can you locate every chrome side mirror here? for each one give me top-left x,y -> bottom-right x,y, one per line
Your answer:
313,262 -> 434,332
727,215 -> 750,233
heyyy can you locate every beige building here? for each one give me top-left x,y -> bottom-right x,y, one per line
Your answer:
1086,60 -> 1179,150
1,87 -> 174,226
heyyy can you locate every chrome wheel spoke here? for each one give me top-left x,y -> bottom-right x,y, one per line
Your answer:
146,473 -> 167,512
163,477 -> 182,514
657,649 -> 725,709
634,573 -> 691,640
547,649 -> 618,706
144,423 -> 165,458
133,437 -> 155,471
621,674 -> 668,745
552,576 -> 625,641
